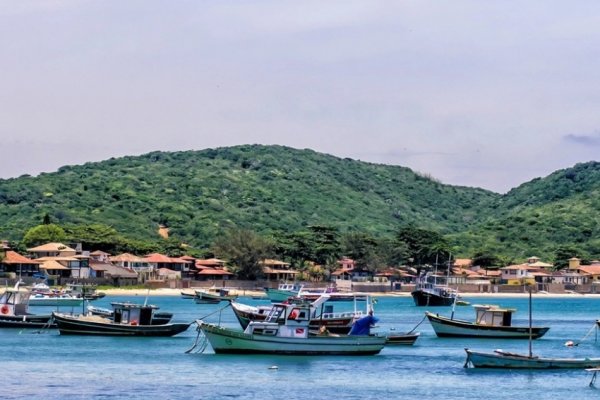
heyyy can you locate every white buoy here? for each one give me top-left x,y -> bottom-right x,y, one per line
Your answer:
268,365 -> 278,370
565,340 -> 575,347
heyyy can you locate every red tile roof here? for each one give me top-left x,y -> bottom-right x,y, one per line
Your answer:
2,251 -> 40,264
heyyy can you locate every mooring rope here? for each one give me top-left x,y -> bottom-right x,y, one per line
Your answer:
572,323 -> 598,346
406,314 -> 427,334
185,302 -> 231,354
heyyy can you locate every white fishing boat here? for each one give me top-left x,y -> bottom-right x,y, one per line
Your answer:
230,294 -> 370,334
0,282 -> 55,328
193,295 -> 386,355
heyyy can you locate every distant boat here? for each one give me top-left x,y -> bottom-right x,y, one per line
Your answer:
426,304 -> 550,339
194,287 -> 238,304
465,285 -> 600,369
411,273 -> 457,306
53,303 -> 190,336
180,289 -> 196,299
0,282 -> 55,328
263,282 -> 303,302
193,297 -> 386,355
65,283 -> 106,300
28,282 -> 84,307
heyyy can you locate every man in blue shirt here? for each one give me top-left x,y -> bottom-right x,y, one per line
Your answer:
348,310 -> 378,335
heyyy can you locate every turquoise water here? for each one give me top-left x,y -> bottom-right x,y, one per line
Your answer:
3,295 -> 600,399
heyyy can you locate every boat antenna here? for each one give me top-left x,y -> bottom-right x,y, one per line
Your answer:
144,288 -> 150,306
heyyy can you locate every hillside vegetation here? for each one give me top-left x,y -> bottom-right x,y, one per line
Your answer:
0,145 -> 599,262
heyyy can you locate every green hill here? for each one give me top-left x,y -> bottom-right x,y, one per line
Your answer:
1,145 -> 599,262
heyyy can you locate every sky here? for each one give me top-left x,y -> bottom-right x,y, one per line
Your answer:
1,1 -> 599,193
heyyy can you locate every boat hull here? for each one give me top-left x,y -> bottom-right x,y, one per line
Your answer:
426,312 -> 549,339
411,290 -> 454,306
465,349 -> 600,369
53,313 -> 190,337
0,314 -> 56,329
264,288 -> 298,303
198,322 -> 385,355
385,332 -> 420,345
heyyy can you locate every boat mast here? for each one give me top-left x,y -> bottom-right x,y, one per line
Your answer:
528,284 -> 533,358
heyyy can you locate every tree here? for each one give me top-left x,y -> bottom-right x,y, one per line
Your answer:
211,228 -> 273,280
553,245 -> 583,270
22,224 -> 67,247
341,231 -> 382,272
395,226 -> 450,266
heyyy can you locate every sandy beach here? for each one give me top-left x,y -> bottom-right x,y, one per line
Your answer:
101,287 -> 600,298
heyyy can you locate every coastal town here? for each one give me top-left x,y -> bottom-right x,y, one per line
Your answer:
2,239 -> 600,296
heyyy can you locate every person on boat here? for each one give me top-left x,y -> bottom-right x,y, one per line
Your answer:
348,310 -> 379,336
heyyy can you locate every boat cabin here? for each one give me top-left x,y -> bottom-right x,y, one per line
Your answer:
244,301 -> 311,338
111,303 -> 158,326
0,285 -> 30,316
474,304 -> 515,327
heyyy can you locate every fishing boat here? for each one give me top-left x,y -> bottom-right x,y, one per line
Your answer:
194,287 -> 238,304
180,289 -> 196,299
65,283 -> 106,300
464,285 -> 600,369
0,282 -> 55,328
263,282 -> 303,302
426,304 -> 550,338
230,294 -> 370,334
52,302 -> 190,336
465,349 -> 600,369
411,272 -> 457,306
193,296 -> 386,355
87,303 -> 173,325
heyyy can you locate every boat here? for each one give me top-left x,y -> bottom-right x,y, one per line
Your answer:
411,272 -> 457,306
28,292 -> 84,307
65,283 -> 106,300
194,287 -> 238,304
263,282 -> 303,302
180,289 -> 196,299
52,302 -> 190,336
426,304 -> 550,338
230,294 -> 370,334
465,349 -> 600,369
385,332 -> 420,345
464,285 -> 600,369
193,296 -> 386,355
28,282 -> 84,307
0,282 -> 55,328
87,303 -> 173,325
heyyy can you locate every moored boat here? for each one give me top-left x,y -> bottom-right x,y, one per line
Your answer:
194,299 -> 385,355
194,287 -> 238,304
411,273 -> 457,306
464,349 -> 600,369
230,294 -> 368,334
87,303 -> 173,325
426,304 -> 550,339
385,332 -> 420,345
53,302 -> 190,336
463,285 -> 597,369
0,282 -> 55,328
263,282 -> 303,302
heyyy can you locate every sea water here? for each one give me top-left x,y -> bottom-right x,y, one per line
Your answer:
3,294 -> 600,399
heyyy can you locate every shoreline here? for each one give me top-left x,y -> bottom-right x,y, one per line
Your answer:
101,288 -> 600,298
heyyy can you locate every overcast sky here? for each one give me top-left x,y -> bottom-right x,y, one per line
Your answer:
1,1 -> 599,193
